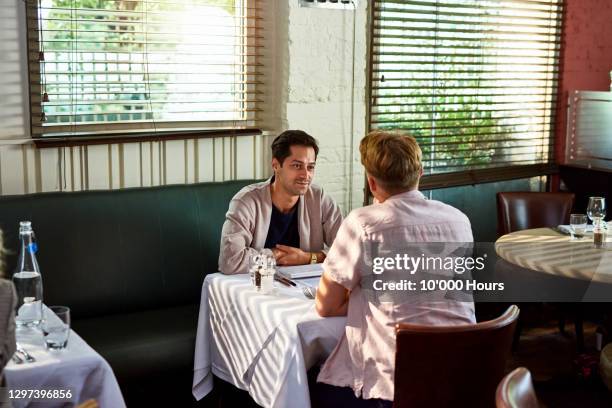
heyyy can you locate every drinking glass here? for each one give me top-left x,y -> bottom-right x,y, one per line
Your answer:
261,255 -> 276,294
587,197 -> 606,227
249,249 -> 276,293
42,306 -> 70,350
569,214 -> 588,239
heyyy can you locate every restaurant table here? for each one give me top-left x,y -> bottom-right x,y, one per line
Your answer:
494,227 -> 612,350
495,227 -> 612,285
192,273 -> 346,408
5,322 -> 126,408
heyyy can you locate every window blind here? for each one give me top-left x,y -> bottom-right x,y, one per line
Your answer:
26,0 -> 263,138
369,0 -> 563,183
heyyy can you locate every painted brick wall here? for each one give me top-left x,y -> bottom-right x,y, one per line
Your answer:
282,1 -> 368,213
555,0 -> 612,163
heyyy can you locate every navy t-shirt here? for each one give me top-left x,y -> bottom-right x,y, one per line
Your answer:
264,202 -> 300,249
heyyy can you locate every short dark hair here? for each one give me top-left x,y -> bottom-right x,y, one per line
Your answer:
271,130 -> 319,165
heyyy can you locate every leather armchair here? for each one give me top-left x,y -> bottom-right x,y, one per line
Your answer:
495,191 -> 582,351
393,305 -> 519,408
496,192 -> 575,236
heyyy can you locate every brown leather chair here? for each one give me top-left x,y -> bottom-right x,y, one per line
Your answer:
496,192 -> 575,236
495,367 -> 539,408
393,305 -> 519,408
496,191 -> 582,350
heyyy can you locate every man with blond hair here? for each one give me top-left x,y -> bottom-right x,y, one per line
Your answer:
313,130 -> 475,407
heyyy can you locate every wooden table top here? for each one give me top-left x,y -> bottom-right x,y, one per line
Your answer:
495,228 -> 612,284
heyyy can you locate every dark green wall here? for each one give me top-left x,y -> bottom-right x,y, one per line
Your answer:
424,177 -> 546,242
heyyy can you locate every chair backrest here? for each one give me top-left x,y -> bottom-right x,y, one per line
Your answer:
393,305 -> 520,408
495,367 -> 539,408
496,192 -> 575,236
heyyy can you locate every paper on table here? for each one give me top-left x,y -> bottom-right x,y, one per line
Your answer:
277,263 -> 323,279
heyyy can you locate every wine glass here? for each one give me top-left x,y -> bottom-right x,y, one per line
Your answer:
587,197 -> 606,228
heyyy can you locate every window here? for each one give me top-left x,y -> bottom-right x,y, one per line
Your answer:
368,0 -> 563,188
26,0 -> 263,139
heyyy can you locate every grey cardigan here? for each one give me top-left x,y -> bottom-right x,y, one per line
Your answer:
218,179 -> 343,275
0,279 -> 16,408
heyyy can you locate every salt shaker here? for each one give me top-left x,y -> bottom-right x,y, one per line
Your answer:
594,221 -> 607,249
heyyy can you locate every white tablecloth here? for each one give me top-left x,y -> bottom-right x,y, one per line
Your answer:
496,227 -> 612,283
192,273 -> 346,408
5,326 -> 126,408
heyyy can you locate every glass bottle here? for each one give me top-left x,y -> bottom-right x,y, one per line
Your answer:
12,221 -> 43,327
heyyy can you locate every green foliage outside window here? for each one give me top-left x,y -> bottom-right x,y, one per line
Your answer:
40,0 -> 239,125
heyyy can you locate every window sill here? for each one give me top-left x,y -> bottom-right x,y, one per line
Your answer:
32,128 -> 262,148
362,163 -> 560,206
419,163 -> 559,191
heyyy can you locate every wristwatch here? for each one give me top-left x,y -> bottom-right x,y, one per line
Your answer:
310,252 -> 318,264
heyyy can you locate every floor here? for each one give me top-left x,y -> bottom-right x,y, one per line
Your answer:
509,318 -> 612,408
147,310 -> 612,408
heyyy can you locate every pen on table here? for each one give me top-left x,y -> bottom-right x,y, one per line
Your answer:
275,275 -> 296,287
274,275 -> 290,286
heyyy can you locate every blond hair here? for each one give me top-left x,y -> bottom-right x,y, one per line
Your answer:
359,130 -> 422,192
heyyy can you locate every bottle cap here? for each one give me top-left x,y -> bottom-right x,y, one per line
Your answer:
19,221 -> 32,233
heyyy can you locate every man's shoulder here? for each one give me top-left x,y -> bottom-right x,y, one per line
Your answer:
0,279 -> 14,291
306,182 -> 325,196
348,205 -> 373,220
232,180 -> 269,202
0,279 -> 16,303
304,183 -> 337,205
423,198 -> 471,225
341,206 -> 373,230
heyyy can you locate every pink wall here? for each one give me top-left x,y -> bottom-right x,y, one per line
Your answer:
555,0 -> 612,163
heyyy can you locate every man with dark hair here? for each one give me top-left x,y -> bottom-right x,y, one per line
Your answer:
218,130 -> 343,275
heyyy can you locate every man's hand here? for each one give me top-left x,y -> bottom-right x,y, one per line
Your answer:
274,244 -> 310,266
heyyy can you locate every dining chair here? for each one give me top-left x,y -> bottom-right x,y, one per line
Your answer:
496,191 -> 575,236
393,305 -> 519,408
495,191 -> 582,351
495,367 -> 540,408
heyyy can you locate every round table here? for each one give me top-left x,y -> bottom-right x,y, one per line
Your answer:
495,227 -> 612,285
495,227 -> 612,351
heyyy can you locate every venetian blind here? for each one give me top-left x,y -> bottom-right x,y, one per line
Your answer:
26,0 -> 263,138
369,0 -> 563,185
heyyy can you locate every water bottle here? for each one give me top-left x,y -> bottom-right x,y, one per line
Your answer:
12,221 -> 43,327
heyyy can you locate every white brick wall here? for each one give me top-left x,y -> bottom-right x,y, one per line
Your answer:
0,0 -> 369,214
283,1 -> 368,212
